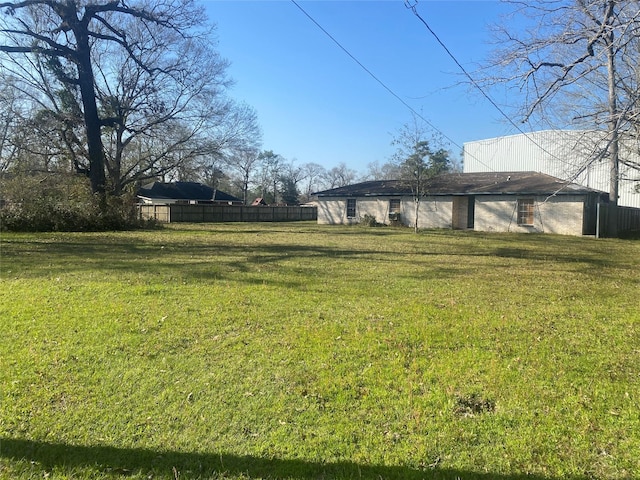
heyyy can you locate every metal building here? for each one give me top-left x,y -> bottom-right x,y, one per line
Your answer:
463,130 -> 640,208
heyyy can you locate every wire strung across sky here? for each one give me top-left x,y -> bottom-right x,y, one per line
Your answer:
291,0 -> 614,206
289,0 -> 497,172
405,0 -> 583,180
291,0 -> 587,187
403,1 -> 525,137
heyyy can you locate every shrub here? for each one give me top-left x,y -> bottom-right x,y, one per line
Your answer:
388,212 -> 402,226
0,172 -> 148,232
359,214 -> 382,227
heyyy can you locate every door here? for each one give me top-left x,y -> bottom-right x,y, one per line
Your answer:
467,196 -> 475,229
452,197 -> 467,229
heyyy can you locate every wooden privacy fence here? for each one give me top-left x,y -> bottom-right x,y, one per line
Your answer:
138,204 -> 317,223
597,204 -> 640,237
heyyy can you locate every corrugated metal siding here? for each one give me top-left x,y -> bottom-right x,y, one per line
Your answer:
463,130 -> 640,208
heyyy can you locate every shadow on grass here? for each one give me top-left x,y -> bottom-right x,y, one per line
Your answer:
2,228 -> 633,285
2,235 -> 618,265
1,437 -> 587,480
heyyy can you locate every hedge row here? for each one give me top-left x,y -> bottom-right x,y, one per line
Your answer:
0,173 -> 149,232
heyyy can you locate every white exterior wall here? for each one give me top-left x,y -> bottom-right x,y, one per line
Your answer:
316,198 -> 353,225
463,130 -> 640,208
316,196 -> 452,229
358,198 -> 392,223
407,197 -> 453,229
317,194 -> 588,235
474,195 -> 586,236
316,197 -> 388,225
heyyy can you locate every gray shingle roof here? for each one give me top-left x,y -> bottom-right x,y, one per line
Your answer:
137,182 -> 242,202
313,172 -> 607,197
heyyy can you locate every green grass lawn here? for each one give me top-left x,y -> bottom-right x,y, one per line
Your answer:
1,223 -> 639,480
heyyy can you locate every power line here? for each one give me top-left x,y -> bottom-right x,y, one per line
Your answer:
289,0 -> 496,171
404,0 -> 582,175
291,0 -> 610,202
404,0 -> 525,136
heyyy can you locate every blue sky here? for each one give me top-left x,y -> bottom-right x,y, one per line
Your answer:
203,1 -> 516,173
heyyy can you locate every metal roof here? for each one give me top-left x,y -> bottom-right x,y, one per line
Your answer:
463,130 -> 640,208
313,172 -> 607,198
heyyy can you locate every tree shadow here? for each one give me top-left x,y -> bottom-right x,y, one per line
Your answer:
1,228 -> 633,286
0,437 -> 587,480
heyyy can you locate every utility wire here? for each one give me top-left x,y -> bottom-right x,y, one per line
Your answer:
405,0 -> 581,182
290,0 -> 496,172
404,0 -> 525,136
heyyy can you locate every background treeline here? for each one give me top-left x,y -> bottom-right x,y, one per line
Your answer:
0,0 -> 453,231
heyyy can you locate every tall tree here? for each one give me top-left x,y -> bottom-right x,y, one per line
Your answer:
279,175 -> 299,205
299,162 -> 326,202
323,162 -> 357,189
225,148 -> 261,204
0,79 -> 22,172
392,119 -> 451,233
257,150 -> 282,204
0,51 -> 88,173
0,0 -> 220,201
93,22 -> 235,194
484,0 -> 640,236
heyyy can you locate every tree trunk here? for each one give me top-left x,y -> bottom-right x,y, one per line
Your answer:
413,176 -> 422,233
605,2 -> 619,237
75,32 -> 107,201
242,176 -> 249,205
107,126 -> 125,196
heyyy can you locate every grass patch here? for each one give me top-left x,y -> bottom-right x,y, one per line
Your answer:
1,223 -> 639,479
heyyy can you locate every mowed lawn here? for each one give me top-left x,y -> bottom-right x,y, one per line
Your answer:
1,223 -> 639,480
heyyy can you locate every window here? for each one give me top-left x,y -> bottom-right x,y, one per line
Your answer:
389,198 -> 401,222
346,198 -> 356,218
517,199 -> 535,226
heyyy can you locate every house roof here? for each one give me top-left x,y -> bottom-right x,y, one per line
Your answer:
251,197 -> 268,206
313,172 -> 607,198
137,182 -> 242,202
211,189 -> 243,203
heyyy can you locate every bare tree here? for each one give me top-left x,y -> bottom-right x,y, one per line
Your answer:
0,80 -> 22,172
0,52 -> 89,173
299,162 -> 326,201
92,18 -> 234,194
484,0 -> 640,236
225,148 -> 261,204
257,150 -> 283,204
0,0 -> 219,201
323,162 -> 357,189
362,160 -> 400,181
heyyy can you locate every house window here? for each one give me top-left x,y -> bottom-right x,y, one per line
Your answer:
389,198 -> 401,222
517,199 -> 535,226
346,198 -> 356,218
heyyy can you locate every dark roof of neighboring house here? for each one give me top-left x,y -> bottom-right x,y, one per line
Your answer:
137,181 -> 242,202
212,190 -> 243,202
313,172 -> 607,197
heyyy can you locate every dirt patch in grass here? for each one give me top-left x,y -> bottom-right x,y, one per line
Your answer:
454,392 -> 496,417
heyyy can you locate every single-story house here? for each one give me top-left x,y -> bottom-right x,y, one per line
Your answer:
137,181 -> 243,205
313,172 -> 609,236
